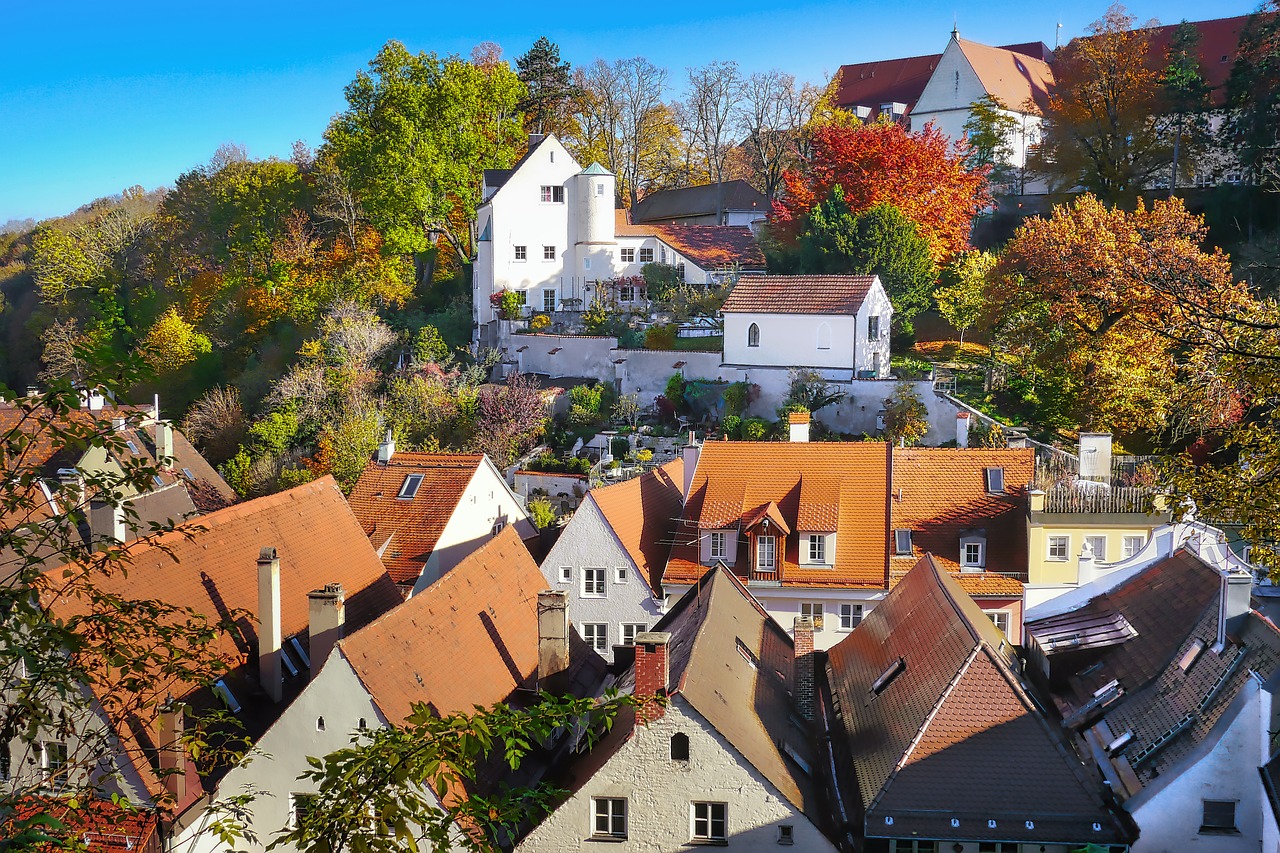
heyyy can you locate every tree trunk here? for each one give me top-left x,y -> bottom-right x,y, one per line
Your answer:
1170,113 -> 1183,198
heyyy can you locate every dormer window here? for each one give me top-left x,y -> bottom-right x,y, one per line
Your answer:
893,528 -> 912,555
960,534 -> 986,571
398,474 -> 424,499
756,535 -> 776,571
807,534 -> 827,564
985,467 -> 1005,493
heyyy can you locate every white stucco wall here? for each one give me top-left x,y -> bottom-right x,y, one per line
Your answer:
414,459 -> 536,595
539,497 -> 663,663
724,312 -> 860,370
177,653 -> 389,853
514,697 -> 837,851
1128,678 -> 1271,853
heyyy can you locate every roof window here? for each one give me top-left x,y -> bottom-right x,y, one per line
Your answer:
985,467 -> 1005,493
397,474 -> 424,499
1177,638 -> 1206,673
871,657 -> 906,696
289,636 -> 311,669
893,529 -> 913,555
212,679 -> 242,714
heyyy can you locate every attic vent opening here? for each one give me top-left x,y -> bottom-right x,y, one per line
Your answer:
398,474 -> 424,499
670,733 -> 690,761
985,467 -> 1005,493
736,637 -> 760,670
870,657 -> 906,696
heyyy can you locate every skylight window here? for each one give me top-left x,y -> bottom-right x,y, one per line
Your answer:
213,679 -> 242,713
871,657 -> 906,695
125,440 -> 139,453
397,474 -> 424,499
1177,639 -> 1206,673
893,529 -> 913,555
985,467 -> 1005,493
289,636 -> 311,669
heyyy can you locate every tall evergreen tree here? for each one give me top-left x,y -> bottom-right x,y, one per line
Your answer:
516,37 -> 575,137
1162,20 -> 1212,194
1225,0 -> 1280,187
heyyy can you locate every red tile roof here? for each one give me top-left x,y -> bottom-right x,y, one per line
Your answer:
615,213 -> 765,271
664,441 -> 890,589
338,526 -> 606,724
2,797 -> 161,852
721,275 -> 879,315
587,459 -> 684,594
346,453 -> 485,585
956,38 -> 1054,113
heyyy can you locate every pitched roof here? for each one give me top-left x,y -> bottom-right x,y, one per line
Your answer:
956,38 -> 1055,113
664,441 -> 890,589
338,526 -> 606,724
2,796 -> 161,852
587,459 -> 684,594
825,555 -> 1132,845
889,447 -> 1033,583
346,453 -> 486,585
630,180 -> 768,222
615,213 -> 765,271
1027,549 -> 1280,799
721,275 -> 879,315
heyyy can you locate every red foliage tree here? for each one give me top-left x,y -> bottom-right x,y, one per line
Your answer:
772,121 -> 990,263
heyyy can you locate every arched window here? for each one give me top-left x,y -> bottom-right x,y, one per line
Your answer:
816,322 -> 831,350
358,718 -> 368,731
747,323 -> 760,348
316,716 -> 326,732
670,732 -> 690,761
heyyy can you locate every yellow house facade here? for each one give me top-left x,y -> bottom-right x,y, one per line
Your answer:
1027,488 -> 1172,586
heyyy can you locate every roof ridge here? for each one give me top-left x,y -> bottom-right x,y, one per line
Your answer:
136,476 -> 340,547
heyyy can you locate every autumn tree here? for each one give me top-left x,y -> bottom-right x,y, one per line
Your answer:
323,41 -> 525,282
1162,20 -> 1213,193
1034,5 -> 1170,203
935,250 -> 996,346
988,194 -> 1251,433
737,70 -> 820,199
473,371 -> 548,467
140,306 -> 213,370
516,37 -> 577,137
773,120 -> 989,265
882,381 -> 930,445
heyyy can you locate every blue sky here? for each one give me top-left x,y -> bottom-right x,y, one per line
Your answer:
0,0 -> 1262,224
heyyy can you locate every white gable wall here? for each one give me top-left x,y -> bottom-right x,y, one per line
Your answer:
514,697 -> 837,851
539,496 -> 663,663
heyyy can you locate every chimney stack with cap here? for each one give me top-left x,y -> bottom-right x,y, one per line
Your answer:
788,411 -> 811,443
1219,567 -> 1253,647
376,429 -> 396,464
307,583 -> 346,673
635,631 -> 671,723
793,616 -> 815,720
258,547 -> 283,703
538,590 -> 570,686
956,411 -> 971,448
89,499 -> 127,550
158,700 -> 186,802
681,432 -> 700,499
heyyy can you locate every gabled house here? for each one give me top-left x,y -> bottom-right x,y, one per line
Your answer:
663,440 -> 892,652
822,554 -> 1135,852
539,459 -> 684,662
629,180 -> 769,226
720,275 -> 892,376
515,564 -> 839,851
14,477 -> 403,848
345,444 -> 536,597
197,525 -> 607,852
890,447 -> 1034,643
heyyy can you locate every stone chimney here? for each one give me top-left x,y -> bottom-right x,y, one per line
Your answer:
257,547 -> 283,703
681,431 -> 701,499
307,583 -> 346,673
1029,489 -> 1046,512
537,590 -> 570,686
1079,433 -> 1113,483
793,617 -> 815,720
89,500 -> 127,549
635,631 -> 671,723
157,421 -> 174,461
1219,567 -> 1253,646
788,411 -> 811,443
82,388 -> 105,411
376,429 -> 395,464
956,411 -> 971,448
157,700 -> 186,803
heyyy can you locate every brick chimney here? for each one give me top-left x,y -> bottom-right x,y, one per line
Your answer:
257,547 -> 283,703
634,631 -> 671,723
307,583 -> 346,673
788,411 -> 811,443
956,411 -> 971,448
681,431 -> 700,499
537,590 -> 570,686
157,700 -> 186,803
793,617 -> 815,720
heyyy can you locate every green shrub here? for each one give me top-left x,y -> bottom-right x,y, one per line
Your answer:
665,374 -> 687,410
528,496 -> 556,529
722,414 -> 742,439
529,314 -> 551,332
645,324 -> 677,350
277,466 -> 316,489
742,417 -> 770,441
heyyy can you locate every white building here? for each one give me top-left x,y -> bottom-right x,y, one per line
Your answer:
720,274 -> 892,377
472,135 -> 764,347
539,459 -> 684,663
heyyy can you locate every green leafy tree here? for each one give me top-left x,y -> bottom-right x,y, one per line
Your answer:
527,496 -> 556,529
935,251 -> 995,346
1162,20 -> 1213,193
882,380 -> 930,445
1224,0 -> 1280,186
323,41 -> 526,284
612,393 -> 641,429
962,95 -> 1020,191
412,325 -> 450,365
783,368 -> 844,414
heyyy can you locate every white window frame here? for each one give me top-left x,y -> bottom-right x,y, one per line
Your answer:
691,801 -> 728,842
592,797 -> 627,839
513,244 -> 527,261
801,602 -> 824,631
894,528 -> 912,555
540,185 -> 564,203
542,288 -> 556,313
709,531 -> 727,560
621,623 -> 647,646
868,315 -> 880,339
838,603 -> 863,631
807,534 -> 826,564
581,623 -> 608,652
581,567 -> 606,598
984,609 -> 1011,635
542,245 -> 556,261
583,257 -> 591,270
290,793 -> 318,830
1047,535 -> 1069,561
638,247 -> 654,264
960,538 -> 985,570
1123,535 -> 1146,559
614,566 -> 628,584
756,535 -> 776,571
620,247 -> 636,263
1086,535 -> 1108,562
984,467 -> 1005,493
558,566 -> 571,583
595,182 -> 606,197
747,322 -> 760,347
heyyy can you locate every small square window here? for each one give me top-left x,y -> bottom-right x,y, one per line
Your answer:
581,623 -> 608,652
614,566 -> 627,583
961,539 -> 985,570
514,245 -> 527,261
639,247 -> 654,263
984,610 -> 1010,635
692,802 -> 727,842
42,742 -> 68,773
543,245 -> 556,261
778,824 -> 794,845
540,185 -> 564,203
592,797 -> 627,838
1123,535 -> 1146,558
1201,799 -> 1237,833
1048,535 -> 1069,561
621,247 -> 636,263
582,568 -> 606,598
839,603 -> 863,630
621,623 -> 647,645
558,566 -> 571,583
894,528 -> 912,555
620,285 -> 634,301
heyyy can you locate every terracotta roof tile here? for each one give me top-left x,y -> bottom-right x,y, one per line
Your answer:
346,453 -> 485,584
721,275 -> 878,315
956,39 -> 1054,114
650,225 -> 765,270
338,526 -> 605,724
587,460 -> 684,594
664,442 -> 890,589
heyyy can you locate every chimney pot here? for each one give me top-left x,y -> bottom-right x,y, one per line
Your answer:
793,617 -> 815,720
1220,568 -> 1253,645
112,416 -> 126,432
157,421 -> 174,461
308,583 -> 346,674
788,411 -> 811,443
538,590 -> 570,685
956,411 -> 971,447
258,547 -> 283,703
376,429 -> 395,464
90,499 -> 127,549
634,631 -> 672,723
